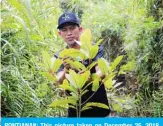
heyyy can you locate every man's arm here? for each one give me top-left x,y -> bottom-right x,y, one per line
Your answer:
56,57 -> 71,84
56,68 -> 68,84
94,45 -> 105,79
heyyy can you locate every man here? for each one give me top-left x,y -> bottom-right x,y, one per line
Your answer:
55,12 -> 110,117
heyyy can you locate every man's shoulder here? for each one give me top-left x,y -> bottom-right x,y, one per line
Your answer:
98,44 -> 104,51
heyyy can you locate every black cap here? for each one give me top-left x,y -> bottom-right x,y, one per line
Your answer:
57,12 -> 80,29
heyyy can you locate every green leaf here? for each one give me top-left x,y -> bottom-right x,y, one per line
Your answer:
81,90 -> 89,96
120,60 -> 135,71
67,96 -> 77,106
110,55 -> 123,71
92,74 -> 100,91
81,107 -> 92,111
66,70 -> 90,89
8,0 -> 22,12
87,61 -> 97,70
73,61 -> 86,71
41,72 -> 56,82
52,58 -> 62,73
80,29 -> 92,46
65,72 -> 78,89
66,70 -> 80,89
70,92 -> 78,98
78,71 -> 90,89
68,105 -> 76,109
59,79 -> 77,93
98,58 -> 109,75
95,39 -> 103,46
104,78 -> 113,89
49,99 -> 69,108
59,48 -> 85,59
90,46 -> 99,59
80,29 -> 92,58
59,79 -> 69,89
81,102 -> 109,112
103,72 -> 116,82
112,103 -> 122,112
92,79 -> 99,91
69,70 -> 80,87
80,49 -> 89,58
66,59 -> 86,71
49,97 -> 77,108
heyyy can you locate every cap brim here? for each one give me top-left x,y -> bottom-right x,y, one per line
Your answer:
57,21 -> 79,29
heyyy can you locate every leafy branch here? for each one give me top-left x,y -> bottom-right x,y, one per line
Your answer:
41,29 -> 131,117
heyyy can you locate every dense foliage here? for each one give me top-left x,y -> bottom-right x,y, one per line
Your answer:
1,0 -> 163,117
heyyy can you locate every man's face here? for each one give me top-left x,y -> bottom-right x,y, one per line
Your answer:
58,23 -> 82,47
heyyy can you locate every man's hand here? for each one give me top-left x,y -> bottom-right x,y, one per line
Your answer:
62,57 -> 71,69
57,56 -> 73,84
62,56 -> 74,72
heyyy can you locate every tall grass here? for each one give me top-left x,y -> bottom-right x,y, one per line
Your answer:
1,0 -> 65,117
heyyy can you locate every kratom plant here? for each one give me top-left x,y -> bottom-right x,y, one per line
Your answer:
41,29 -> 130,117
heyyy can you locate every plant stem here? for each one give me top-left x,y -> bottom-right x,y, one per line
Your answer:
81,82 -> 103,106
76,103 -> 79,117
81,81 -> 93,92
78,92 -> 81,117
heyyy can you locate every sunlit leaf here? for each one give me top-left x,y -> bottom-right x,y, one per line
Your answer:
112,103 -> 122,112
59,79 -> 77,93
90,46 -> 99,59
69,70 -> 80,87
95,39 -> 103,46
49,97 -> 77,108
92,74 -> 100,91
52,58 -> 62,73
49,99 -> 69,108
80,29 -> 92,58
98,58 -> 109,75
59,48 -> 85,59
81,102 -> 109,112
80,29 -> 92,45
110,55 -> 123,71
67,96 -> 77,106
81,90 -> 89,96
41,72 -> 56,82
73,61 -> 86,71
80,49 -> 89,58
103,72 -> 116,82
81,107 -> 92,111
78,71 -> 90,89
8,0 -> 22,12
66,59 -> 86,71
87,61 -> 97,70
92,79 -> 99,91
65,73 -> 78,89
120,60 -> 135,71
104,78 -> 113,89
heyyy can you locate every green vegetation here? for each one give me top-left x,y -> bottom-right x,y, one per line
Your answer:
1,0 -> 163,117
